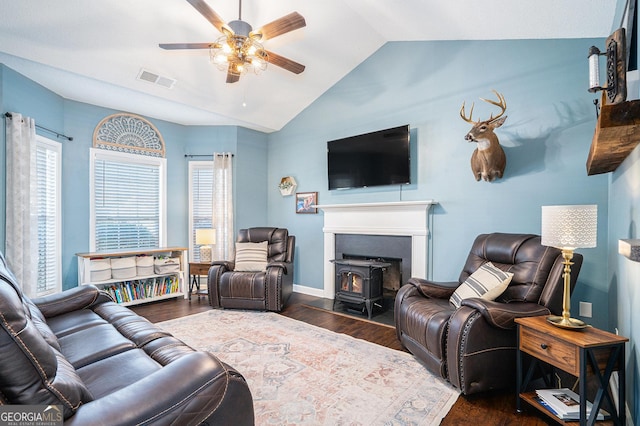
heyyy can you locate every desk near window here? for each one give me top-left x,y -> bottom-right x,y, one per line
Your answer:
516,316 -> 628,425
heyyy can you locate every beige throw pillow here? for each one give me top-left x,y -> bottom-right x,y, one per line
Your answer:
235,241 -> 268,272
449,262 -> 513,308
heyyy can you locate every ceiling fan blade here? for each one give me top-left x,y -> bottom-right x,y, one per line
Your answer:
265,50 -> 305,74
187,0 -> 228,34
253,12 -> 305,41
226,70 -> 240,84
159,42 -> 217,50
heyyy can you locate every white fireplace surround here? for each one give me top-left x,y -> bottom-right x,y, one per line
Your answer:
316,200 -> 436,299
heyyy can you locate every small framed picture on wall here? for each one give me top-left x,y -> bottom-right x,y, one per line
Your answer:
296,192 -> 318,214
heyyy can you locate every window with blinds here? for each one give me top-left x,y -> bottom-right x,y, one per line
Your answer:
35,136 -> 61,296
188,161 -> 214,262
90,149 -> 166,252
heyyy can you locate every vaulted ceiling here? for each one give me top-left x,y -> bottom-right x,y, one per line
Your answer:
0,0 -> 618,132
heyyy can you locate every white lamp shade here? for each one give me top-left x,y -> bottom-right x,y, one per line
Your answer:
195,228 -> 216,245
541,205 -> 597,249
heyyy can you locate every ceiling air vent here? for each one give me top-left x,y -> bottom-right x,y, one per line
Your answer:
137,69 -> 176,89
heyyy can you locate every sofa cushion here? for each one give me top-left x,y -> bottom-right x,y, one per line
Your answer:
57,323 -> 136,369
77,349 -> 161,399
93,303 -> 171,346
46,309 -> 108,337
450,262 -> 513,308
234,241 -> 268,272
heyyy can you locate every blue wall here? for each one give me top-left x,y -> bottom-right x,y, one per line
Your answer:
267,38 -> 611,327
0,64 -> 268,289
609,130 -> 640,422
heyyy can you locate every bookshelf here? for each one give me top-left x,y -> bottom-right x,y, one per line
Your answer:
76,247 -> 187,307
515,316 -> 628,426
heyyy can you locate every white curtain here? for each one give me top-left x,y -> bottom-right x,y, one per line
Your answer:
212,153 -> 234,261
5,112 -> 39,296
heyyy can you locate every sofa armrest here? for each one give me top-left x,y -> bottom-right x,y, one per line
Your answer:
460,298 -> 551,329
64,352 -> 253,426
211,260 -> 234,270
267,262 -> 288,274
406,277 -> 459,299
207,263 -> 230,308
32,285 -> 111,318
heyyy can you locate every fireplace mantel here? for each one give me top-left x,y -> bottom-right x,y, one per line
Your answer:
316,200 -> 437,299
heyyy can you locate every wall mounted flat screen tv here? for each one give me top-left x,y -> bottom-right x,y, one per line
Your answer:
327,124 -> 410,190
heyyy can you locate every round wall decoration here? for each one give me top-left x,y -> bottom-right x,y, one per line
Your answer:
93,113 -> 165,157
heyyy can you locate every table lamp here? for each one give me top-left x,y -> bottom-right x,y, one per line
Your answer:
541,205 -> 597,329
195,228 -> 216,263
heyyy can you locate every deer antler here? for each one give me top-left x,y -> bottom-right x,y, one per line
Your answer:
460,90 -> 507,124
460,101 -> 477,124
480,90 -> 506,122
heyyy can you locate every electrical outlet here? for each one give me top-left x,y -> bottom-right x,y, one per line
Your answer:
579,301 -> 592,318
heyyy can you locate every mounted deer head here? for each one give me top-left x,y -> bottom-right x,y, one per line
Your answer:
460,90 -> 507,182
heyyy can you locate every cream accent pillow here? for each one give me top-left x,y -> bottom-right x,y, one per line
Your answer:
234,241 -> 268,272
449,262 -> 513,308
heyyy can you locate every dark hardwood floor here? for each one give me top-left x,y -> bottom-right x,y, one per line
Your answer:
131,292 -> 552,425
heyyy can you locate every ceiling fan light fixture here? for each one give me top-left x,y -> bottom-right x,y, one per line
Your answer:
210,33 -> 267,76
251,57 -> 265,69
160,0 -> 306,83
221,41 -> 233,54
212,53 -> 228,65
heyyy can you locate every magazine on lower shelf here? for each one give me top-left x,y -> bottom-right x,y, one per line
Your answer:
535,388 -> 609,421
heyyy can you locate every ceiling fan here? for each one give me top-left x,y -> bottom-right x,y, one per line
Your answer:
160,0 -> 306,83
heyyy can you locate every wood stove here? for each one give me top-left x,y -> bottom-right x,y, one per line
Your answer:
331,259 -> 390,319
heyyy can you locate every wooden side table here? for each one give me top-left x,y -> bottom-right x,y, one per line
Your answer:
188,262 -> 211,300
516,316 -> 628,425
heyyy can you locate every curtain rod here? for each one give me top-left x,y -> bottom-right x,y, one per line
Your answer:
184,153 -> 234,158
4,112 -> 73,141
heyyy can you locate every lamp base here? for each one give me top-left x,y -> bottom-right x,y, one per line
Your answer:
546,315 -> 589,330
200,246 -> 212,263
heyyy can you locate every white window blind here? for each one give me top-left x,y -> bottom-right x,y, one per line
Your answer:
188,161 -> 214,262
91,149 -> 166,251
35,136 -> 61,296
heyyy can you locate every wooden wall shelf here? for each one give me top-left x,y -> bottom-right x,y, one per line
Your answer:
586,98 -> 640,175
619,239 -> 640,262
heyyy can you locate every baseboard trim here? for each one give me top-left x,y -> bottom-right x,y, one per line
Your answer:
293,284 -> 326,298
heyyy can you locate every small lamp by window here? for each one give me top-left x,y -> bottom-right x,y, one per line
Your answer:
541,205 -> 597,330
196,228 -> 216,263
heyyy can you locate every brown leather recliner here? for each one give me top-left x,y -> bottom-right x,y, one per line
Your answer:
394,233 -> 583,395
208,227 -> 295,312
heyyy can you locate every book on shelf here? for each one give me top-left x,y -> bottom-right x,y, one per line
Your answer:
104,276 -> 181,304
535,388 -> 608,421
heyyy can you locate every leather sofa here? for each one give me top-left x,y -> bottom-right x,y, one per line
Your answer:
395,233 -> 583,395
208,227 -> 295,312
0,251 -> 254,425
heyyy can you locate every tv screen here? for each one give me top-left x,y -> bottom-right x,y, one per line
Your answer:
327,125 -> 410,190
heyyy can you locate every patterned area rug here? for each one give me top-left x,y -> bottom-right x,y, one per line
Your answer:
158,310 -> 459,425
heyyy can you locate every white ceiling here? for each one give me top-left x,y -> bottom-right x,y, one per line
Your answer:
0,0 -> 618,132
